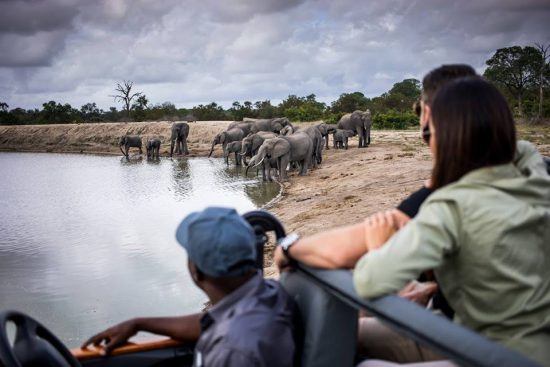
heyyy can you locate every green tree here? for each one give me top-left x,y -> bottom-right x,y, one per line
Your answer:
192,102 -> 229,121
534,43 -> 550,118
80,102 -> 102,122
484,46 -> 541,117
41,101 -> 78,123
278,94 -> 326,121
131,95 -> 149,121
330,92 -> 369,114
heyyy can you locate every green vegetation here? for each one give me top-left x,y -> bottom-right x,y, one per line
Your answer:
484,45 -> 550,119
2,44 -> 548,127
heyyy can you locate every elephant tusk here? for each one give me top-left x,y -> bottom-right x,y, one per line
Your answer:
252,156 -> 265,169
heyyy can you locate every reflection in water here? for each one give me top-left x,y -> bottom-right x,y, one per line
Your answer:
0,152 -> 279,347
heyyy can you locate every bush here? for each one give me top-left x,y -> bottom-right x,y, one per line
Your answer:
372,111 -> 418,130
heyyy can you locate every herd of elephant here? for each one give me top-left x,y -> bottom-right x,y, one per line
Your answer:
117,110 -> 372,181
208,110 -> 372,181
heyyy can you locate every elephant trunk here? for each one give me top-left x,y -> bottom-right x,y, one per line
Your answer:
208,141 -> 216,158
170,139 -> 175,157
119,145 -> 127,157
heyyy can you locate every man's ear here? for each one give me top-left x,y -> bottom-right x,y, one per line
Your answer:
420,102 -> 431,128
188,260 -> 205,283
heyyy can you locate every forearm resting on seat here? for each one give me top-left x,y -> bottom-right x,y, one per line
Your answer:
287,222 -> 368,269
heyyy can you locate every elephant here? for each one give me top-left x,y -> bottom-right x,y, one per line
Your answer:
303,125 -> 324,167
336,110 -> 372,148
146,138 -> 161,158
279,125 -> 295,136
316,123 -> 337,150
227,121 -> 253,136
208,128 -> 245,158
332,129 -> 355,149
119,135 -> 142,157
224,141 -> 243,166
246,132 -> 313,181
240,131 -> 277,165
248,117 -> 293,135
170,122 -> 190,157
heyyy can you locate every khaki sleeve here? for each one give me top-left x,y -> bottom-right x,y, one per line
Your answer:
353,200 -> 460,299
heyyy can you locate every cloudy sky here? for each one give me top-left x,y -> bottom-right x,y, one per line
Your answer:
1,0 -> 549,110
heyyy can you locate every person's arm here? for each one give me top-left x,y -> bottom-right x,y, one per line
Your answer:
274,209 -> 411,270
274,221 -> 376,270
81,313 -> 202,355
354,200 -> 460,299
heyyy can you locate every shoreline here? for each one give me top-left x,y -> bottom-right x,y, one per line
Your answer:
2,122 -> 548,277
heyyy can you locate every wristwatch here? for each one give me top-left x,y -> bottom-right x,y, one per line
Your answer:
278,233 -> 300,256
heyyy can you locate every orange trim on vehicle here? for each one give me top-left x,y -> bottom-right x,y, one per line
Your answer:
71,338 -> 185,361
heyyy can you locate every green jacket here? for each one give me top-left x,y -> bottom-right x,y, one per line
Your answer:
354,141 -> 550,366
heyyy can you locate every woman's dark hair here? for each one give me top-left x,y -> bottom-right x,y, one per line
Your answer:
431,77 -> 516,189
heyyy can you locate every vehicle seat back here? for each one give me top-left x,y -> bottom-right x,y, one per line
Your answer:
280,270 -> 358,367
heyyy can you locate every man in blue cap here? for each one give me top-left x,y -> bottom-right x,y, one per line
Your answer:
82,207 -> 296,366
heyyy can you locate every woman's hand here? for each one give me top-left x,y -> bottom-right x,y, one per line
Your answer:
398,280 -> 438,306
364,210 -> 399,252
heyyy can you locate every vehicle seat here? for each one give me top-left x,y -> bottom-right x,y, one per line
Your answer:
280,270 -> 358,367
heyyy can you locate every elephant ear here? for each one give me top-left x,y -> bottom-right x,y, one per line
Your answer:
271,138 -> 290,158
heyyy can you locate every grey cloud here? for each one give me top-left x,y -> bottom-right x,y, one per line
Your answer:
1,0 -> 549,109
0,0 -> 78,34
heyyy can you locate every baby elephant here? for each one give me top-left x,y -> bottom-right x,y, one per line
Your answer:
224,141 -> 242,166
146,138 -> 161,159
332,129 -> 355,149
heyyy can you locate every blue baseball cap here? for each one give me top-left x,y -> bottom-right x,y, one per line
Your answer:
175,207 -> 257,277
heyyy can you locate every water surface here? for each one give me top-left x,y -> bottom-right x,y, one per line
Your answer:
0,152 -> 279,347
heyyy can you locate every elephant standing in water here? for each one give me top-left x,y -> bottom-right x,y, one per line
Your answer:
208,128 -> 245,158
224,141 -> 243,166
119,135 -> 142,157
332,129 -> 355,149
146,138 -> 161,158
247,132 -> 313,181
170,122 -> 190,157
316,123 -> 336,150
240,131 -> 277,165
337,110 -> 372,148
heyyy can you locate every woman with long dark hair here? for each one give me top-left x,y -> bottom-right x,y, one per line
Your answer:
277,77 -> 550,366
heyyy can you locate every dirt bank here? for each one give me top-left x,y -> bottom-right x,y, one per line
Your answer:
0,121 -> 232,157
1,121 -> 548,277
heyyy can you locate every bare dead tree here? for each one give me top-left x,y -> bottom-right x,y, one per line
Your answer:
534,42 -> 550,119
110,80 -> 142,117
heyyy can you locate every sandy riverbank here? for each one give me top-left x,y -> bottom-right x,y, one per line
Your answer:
1,121 -> 548,276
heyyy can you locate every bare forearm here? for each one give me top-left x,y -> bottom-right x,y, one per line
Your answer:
134,313 -> 202,342
288,223 -> 367,269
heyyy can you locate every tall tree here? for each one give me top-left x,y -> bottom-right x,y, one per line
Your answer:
111,80 -> 142,117
484,46 -> 540,117
0,102 -> 8,112
331,92 -> 369,114
534,43 -> 550,118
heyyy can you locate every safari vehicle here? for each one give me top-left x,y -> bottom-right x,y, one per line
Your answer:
0,211 -> 543,367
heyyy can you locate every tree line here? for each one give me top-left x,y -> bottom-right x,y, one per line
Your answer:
1,44 -> 548,127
